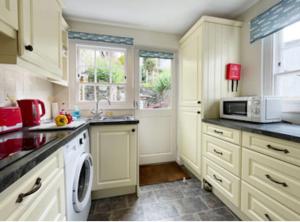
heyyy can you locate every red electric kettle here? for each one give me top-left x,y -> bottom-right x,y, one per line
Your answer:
17,99 -> 46,127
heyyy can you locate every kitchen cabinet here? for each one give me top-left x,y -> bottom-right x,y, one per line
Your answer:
0,0 -> 64,81
178,16 -> 242,180
91,125 -> 138,193
0,0 -> 18,38
179,28 -> 202,107
178,107 -> 202,177
202,122 -> 300,220
0,149 -> 66,221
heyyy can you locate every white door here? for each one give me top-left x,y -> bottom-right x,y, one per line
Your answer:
135,50 -> 177,164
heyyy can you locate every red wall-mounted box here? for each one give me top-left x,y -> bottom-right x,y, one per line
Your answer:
226,63 -> 241,80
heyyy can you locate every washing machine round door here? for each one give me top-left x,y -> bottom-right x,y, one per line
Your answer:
73,152 -> 93,212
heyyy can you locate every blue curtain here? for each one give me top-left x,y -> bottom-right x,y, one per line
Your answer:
139,50 -> 174,59
68,31 -> 134,46
250,0 -> 300,43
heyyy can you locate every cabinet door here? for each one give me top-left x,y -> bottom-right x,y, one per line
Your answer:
19,0 -> 62,77
0,0 -> 18,30
91,125 -> 137,190
178,107 -> 202,175
179,28 -> 202,107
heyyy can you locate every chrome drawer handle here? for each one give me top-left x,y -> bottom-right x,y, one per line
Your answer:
16,177 -> 42,203
213,149 -> 223,155
265,174 -> 287,187
213,174 -> 222,183
214,130 -> 223,135
267,145 -> 289,154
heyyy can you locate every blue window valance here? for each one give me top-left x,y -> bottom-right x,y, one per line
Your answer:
139,50 -> 174,59
250,0 -> 300,43
68,31 -> 134,46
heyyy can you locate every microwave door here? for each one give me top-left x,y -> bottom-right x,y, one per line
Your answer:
223,101 -> 248,120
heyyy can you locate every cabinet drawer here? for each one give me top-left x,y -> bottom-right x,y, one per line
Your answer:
203,123 -> 241,145
241,181 -> 300,221
203,157 -> 240,207
203,135 -> 240,176
242,132 -> 300,166
242,148 -> 300,213
17,170 -> 65,221
0,150 -> 64,220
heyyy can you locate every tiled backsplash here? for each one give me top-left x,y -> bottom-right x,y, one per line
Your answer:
0,65 -> 54,119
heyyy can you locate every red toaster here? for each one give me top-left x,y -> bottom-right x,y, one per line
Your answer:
0,107 -> 23,134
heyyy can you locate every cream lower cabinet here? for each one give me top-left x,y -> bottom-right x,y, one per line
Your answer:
178,107 -> 202,177
91,125 -> 138,191
0,149 -> 66,221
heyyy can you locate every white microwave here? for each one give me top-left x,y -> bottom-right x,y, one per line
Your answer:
220,96 -> 282,123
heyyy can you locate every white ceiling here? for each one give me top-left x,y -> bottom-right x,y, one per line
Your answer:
63,0 -> 258,35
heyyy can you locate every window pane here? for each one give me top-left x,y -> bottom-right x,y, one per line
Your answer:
283,21 -> 300,43
79,48 -> 95,67
80,85 -> 95,101
96,50 -> 110,84
282,45 -> 300,71
139,57 -> 172,109
96,85 -> 110,100
78,66 -> 95,83
110,85 -> 126,102
111,51 -> 126,84
276,73 -> 300,97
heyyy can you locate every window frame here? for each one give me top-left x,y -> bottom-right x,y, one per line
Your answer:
69,39 -> 134,110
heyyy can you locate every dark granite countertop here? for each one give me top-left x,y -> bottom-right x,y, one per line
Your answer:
203,118 -> 300,143
0,118 -> 139,193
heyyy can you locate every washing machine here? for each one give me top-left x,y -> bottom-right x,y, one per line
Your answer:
64,129 -> 93,221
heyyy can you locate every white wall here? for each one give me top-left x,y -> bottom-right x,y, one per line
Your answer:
0,65 -> 54,119
238,0 -> 280,96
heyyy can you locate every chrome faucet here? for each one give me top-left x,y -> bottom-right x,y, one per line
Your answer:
91,95 -> 111,118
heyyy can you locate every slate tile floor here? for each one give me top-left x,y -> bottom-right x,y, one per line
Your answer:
88,178 -> 240,221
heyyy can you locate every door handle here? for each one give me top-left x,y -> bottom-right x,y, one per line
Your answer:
267,145 -> 289,154
213,174 -> 222,183
265,174 -> 287,187
16,178 -> 42,203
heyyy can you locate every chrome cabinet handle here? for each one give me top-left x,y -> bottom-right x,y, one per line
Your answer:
267,144 -> 289,154
213,174 -> 222,183
213,149 -> 223,155
214,130 -> 223,135
265,174 -> 287,187
265,213 -> 272,221
16,178 -> 42,203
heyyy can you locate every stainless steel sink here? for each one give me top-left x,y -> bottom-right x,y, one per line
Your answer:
94,115 -> 134,121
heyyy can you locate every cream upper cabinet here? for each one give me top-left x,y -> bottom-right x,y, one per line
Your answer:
91,125 -> 138,191
178,107 -> 202,176
0,0 -> 18,38
179,28 -> 202,107
19,0 -> 62,77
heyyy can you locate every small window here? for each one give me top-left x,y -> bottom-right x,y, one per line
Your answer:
76,45 -> 128,104
274,21 -> 300,98
139,57 -> 172,109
